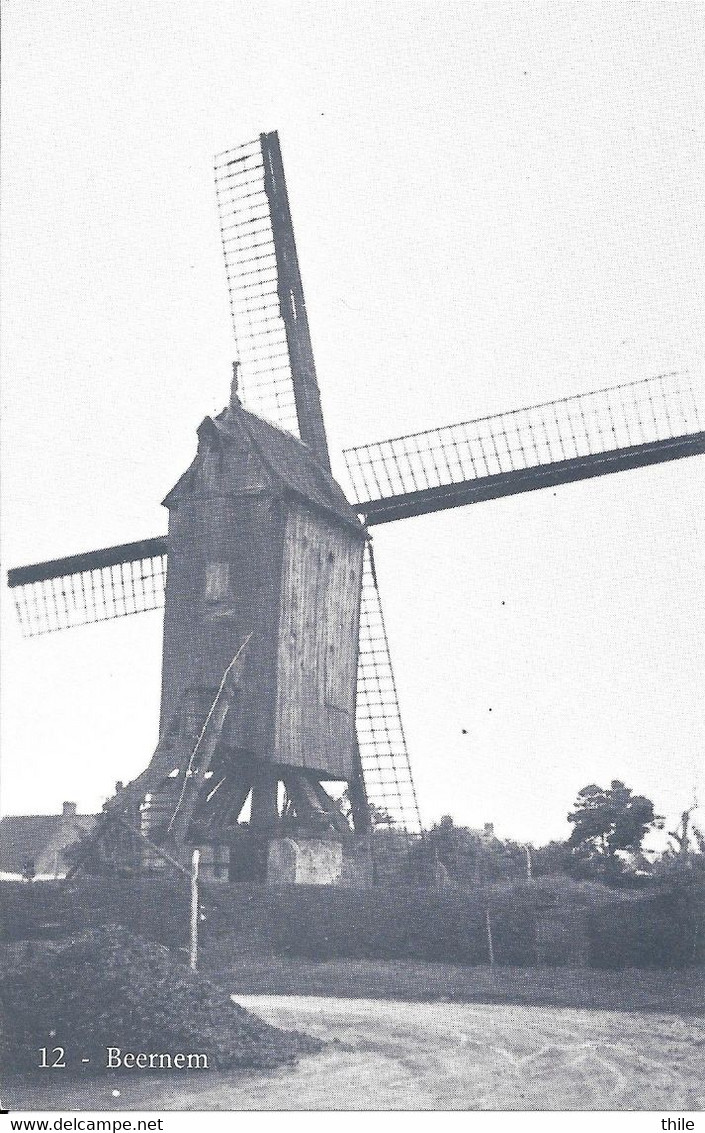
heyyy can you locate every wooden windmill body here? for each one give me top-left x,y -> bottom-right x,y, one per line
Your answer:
159,375 -> 367,838
7,131 -> 704,882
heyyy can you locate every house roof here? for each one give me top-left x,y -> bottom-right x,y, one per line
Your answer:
0,814 -> 96,875
163,397 -> 365,535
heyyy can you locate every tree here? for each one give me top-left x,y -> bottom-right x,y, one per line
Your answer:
414,816 -> 525,886
652,796 -> 705,882
666,799 -> 703,860
530,839 -> 573,878
567,779 -> 662,880
62,820 -> 143,877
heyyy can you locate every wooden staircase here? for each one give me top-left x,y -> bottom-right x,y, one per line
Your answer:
68,641 -> 251,876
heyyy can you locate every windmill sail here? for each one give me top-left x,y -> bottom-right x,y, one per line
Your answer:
215,132 -> 331,469
7,537 -> 168,638
344,373 -> 705,524
8,374 -> 704,636
356,544 -> 422,834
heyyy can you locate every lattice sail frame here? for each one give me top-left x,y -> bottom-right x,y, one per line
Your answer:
8,374 -> 703,638
9,539 -> 167,639
344,373 -> 703,506
214,136 -> 300,435
356,544 -> 422,834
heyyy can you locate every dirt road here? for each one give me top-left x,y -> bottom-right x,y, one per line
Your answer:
232,995 -> 705,1110
6,994 -> 704,1111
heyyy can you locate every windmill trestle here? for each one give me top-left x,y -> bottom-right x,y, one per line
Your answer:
71,639 -> 372,884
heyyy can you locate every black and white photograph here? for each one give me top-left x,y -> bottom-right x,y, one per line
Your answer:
1,0 -> 704,1119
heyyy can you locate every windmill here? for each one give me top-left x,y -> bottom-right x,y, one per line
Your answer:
7,132 -> 705,881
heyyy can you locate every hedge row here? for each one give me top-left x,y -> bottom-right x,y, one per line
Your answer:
266,886 -> 534,964
588,881 -> 705,969
0,878 -> 189,946
0,880 -> 534,965
2,876 -> 703,968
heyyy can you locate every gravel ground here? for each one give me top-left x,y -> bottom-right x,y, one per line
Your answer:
4,994 -> 704,1111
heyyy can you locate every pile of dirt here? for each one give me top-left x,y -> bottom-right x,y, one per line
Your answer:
0,925 -> 322,1077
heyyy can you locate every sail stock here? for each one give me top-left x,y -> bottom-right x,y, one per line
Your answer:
344,373 -> 704,524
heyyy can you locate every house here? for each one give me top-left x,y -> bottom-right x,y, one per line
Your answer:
0,802 -> 97,879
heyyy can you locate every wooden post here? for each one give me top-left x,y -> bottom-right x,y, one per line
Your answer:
190,849 -> 200,971
485,907 -> 495,968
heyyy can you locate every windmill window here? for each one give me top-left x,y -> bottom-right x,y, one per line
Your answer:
205,562 -> 231,602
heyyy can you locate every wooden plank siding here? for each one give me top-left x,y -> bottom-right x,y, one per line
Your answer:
159,492 -> 287,758
275,503 -> 364,778
159,400 -> 366,782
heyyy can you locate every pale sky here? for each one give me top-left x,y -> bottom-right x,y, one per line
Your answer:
1,0 -> 703,847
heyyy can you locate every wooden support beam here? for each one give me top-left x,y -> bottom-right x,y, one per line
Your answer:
203,772 -> 252,830
348,740 -> 372,834
250,766 -> 280,830
306,776 -> 353,836
283,770 -> 351,834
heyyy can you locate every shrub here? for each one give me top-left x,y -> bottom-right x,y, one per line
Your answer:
588,874 -> 705,969
0,878 -> 189,944
0,925 -> 321,1077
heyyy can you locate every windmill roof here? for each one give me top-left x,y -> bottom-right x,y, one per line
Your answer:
164,399 -> 365,535
0,814 -> 97,876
